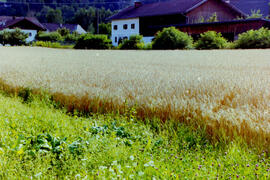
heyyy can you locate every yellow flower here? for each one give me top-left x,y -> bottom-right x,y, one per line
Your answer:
17,148 -> 24,155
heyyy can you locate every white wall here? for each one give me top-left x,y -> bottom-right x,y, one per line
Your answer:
21,29 -> 37,42
76,25 -> 87,34
5,29 -> 37,43
111,18 -> 140,46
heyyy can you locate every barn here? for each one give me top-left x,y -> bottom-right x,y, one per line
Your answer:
108,0 -> 270,46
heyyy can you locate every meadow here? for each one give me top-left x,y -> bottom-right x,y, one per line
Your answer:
0,47 -> 269,147
0,47 -> 269,178
0,93 -> 269,179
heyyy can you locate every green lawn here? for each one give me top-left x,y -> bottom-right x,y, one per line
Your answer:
0,93 -> 269,179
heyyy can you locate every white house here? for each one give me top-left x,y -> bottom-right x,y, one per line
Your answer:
0,16 -> 46,43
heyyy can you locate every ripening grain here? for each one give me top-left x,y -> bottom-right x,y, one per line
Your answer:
0,47 -> 269,146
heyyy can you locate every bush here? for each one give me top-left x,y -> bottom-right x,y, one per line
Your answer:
36,31 -> 63,42
98,23 -> 111,36
0,28 -> 28,46
74,34 -> 111,49
152,27 -> 193,49
234,28 -> 270,49
57,28 -> 70,37
0,30 -> 11,46
119,35 -> 144,50
194,31 -> 228,49
32,41 -> 73,49
64,33 -> 80,43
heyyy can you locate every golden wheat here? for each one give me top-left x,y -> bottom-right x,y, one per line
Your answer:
0,47 -> 269,147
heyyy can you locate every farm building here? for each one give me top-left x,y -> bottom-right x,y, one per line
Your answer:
0,16 -> 46,42
108,0 -> 270,46
42,23 -> 87,34
0,16 -> 87,43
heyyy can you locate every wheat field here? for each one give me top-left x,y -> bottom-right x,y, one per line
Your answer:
0,47 -> 269,146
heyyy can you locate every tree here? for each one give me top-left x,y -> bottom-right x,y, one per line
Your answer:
98,23 -> 111,36
46,8 -> 63,23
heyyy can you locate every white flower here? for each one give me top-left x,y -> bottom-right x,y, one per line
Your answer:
144,161 -> 155,167
99,166 -> 107,170
129,155 -> 134,161
138,171 -> 144,176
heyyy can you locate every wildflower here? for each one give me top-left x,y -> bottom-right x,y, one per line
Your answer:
247,164 -> 250,167
129,155 -> 134,161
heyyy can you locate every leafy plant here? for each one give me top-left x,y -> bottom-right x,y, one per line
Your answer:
194,31 -> 228,49
152,27 -> 193,49
118,35 -> 144,50
234,28 -> 270,49
74,34 -> 111,49
0,28 -> 28,46
36,31 -> 63,42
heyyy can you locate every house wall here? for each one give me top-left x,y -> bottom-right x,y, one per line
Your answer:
5,28 -> 37,42
111,18 -> 139,46
186,0 -> 241,23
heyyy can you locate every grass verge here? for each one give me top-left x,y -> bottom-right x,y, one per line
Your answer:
0,91 -> 269,178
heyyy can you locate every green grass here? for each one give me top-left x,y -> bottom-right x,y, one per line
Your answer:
0,93 -> 269,179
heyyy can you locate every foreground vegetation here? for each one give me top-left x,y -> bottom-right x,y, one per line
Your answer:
0,48 -> 269,151
0,92 -> 269,178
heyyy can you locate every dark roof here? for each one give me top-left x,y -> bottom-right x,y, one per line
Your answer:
0,16 -> 45,30
230,0 -> 269,17
108,0 -> 246,20
42,23 -> 78,32
109,0 -> 203,20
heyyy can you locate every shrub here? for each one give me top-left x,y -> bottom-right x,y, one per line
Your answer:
0,28 -> 28,46
152,27 -> 193,50
64,33 -> 80,43
98,23 -> 111,36
57,28 -> 70,37
32,41 -> 73,49
36,31 -> 63,42
194,31 -> 228,49
234,28 -> 270,49
0,30 -> 11,46
8,29 -> 29,46
119,35 -> 144,50
74,34 -> 111,49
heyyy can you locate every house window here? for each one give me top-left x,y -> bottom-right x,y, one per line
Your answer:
131,24 -> 135,29
123,24 -> 128,30
28,32 -> 32,37
113,25 -> 118,30
115,37 -> 117,43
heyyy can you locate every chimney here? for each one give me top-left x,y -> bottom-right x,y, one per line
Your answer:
134,1 -> 142,8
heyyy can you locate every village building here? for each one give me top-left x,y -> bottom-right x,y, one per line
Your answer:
0,16 -> 46,42
108,0 -> 270,46
42,23 -> 87,34
0,16 -> 87,43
